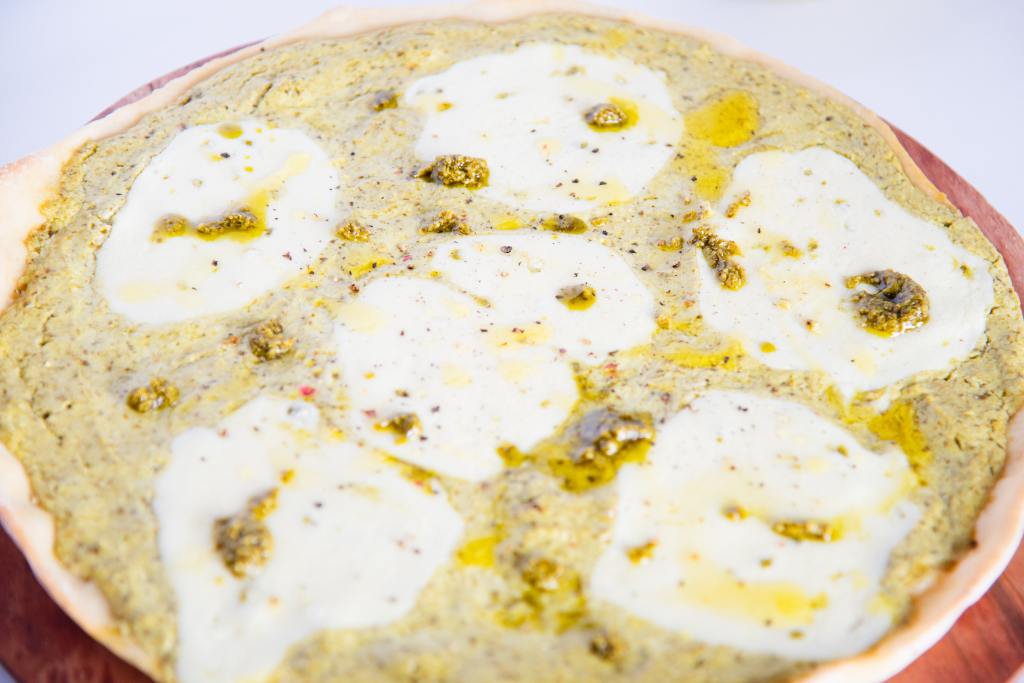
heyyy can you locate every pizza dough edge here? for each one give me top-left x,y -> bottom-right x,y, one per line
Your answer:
0,1 -> 1016,680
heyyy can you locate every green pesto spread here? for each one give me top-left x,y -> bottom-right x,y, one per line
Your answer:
0,13 -> 1022,683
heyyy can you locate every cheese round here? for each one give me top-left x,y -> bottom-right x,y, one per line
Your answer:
696,147 -> 993,395
333,276 -> 578,481
405,43 -> 682,213
154,396 -> 463,683
96,120 -> 340,324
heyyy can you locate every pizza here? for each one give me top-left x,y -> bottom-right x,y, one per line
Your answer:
1,2 -> 1023,682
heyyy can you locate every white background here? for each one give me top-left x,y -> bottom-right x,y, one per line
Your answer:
0,1 -> 1021,681
2,0 -> 1023,230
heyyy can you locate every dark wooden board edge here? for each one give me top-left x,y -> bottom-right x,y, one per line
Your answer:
1,46 -> 1022,683
0,527 -> 151,683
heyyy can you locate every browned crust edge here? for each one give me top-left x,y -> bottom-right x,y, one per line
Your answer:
0,2 -> 1019,681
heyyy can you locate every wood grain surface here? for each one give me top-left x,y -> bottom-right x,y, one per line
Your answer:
1,45 -> 1023,683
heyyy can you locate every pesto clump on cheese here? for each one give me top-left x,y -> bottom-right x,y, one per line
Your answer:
213,490 -> 278,578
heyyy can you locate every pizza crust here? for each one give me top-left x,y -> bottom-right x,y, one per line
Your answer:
0,2 -> 1017,681
0,443 -> 156,674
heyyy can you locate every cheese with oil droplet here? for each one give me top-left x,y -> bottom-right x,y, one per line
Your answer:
591,390 -> 918,660
696,147 -> 992,395
428,232 -> 657,363
155,396 -> 463,683
334,277 -> 578,482
406,43 -> 682,213
97,120 -> 339,324
334,234 -> 656,481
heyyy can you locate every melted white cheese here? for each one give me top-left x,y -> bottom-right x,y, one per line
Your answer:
405,43 -> 682,213
591,390 -> 918,660
334,233 -> 655,481
333,276 -> 578,482
155,396 -> 463,683
427,232 -> 656,363
97,120 -> 339,324
697,147 -> 993,395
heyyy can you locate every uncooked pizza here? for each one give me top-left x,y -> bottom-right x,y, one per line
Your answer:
1,3 -> 1023,683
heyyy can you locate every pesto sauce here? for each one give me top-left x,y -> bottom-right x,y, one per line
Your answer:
213,489 -> 278,578
846,269 -> 930,336
126,377 -> 180,413
248,320 -> 296,361
421,209 -> 471,235
417,154 -> 490,189
690,225 -> 746,290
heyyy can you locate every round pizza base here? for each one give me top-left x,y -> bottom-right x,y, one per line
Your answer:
1,2 -> 1022,681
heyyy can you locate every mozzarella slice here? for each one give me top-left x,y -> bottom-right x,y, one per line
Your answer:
696,147 -> 992,395
427,232 -> 657,363
97,120 -> 339,324
333,276 -> 577,482
405,43 -> 682,213
591,390 -> 918,660
154,396 -> 463,683
334,233 -> 656,481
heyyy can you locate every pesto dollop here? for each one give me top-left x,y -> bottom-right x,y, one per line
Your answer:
584,102 -> 629,130
196,209 -> 261,238
126,377 -> 179,413
336,220 -> 371,242
417,154 -> 490,189
501,554 -> 586,632
213,489 -> 278,578
771,519 -> 839,543
248,320 -> 295,362
555,284 -> 597,311
691,225 -> 745,290
549,409 -> 655,492
370,90 -> 399,111
374,412 -> 422,443
422,210 -> 471,235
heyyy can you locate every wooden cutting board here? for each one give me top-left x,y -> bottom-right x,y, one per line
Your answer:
2,43 -> 1024,683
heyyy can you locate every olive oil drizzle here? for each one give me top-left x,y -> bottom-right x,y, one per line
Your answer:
149,152 -> 310,243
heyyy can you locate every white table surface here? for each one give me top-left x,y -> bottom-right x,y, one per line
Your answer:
0,1 -> 1021,681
